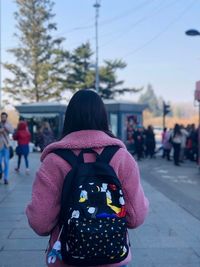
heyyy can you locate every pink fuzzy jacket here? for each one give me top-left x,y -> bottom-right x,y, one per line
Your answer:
26,130 -> 149,267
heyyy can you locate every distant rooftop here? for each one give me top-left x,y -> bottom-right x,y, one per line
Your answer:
16,100 -> 147,113
103,99 -> 138,105
19,101 -> 67,106
19,100 -> 139,105
15,102 -> 67,113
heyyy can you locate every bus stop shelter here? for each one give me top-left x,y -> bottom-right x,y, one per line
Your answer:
16,101 -> 146,145
15,102 -> 66,143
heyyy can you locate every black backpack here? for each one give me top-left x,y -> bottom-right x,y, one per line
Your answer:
53,146 -> 129,266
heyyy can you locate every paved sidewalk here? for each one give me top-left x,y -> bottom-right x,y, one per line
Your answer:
0,153 -> 200,267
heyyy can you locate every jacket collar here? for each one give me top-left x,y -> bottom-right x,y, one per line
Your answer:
41,130 -> 126,161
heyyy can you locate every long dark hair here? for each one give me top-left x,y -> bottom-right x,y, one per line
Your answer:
173,123 -> 181,136
62,89 -> 114,137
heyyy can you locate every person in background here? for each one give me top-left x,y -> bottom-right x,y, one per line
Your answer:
134,125 -> 145,161
162,128 -> 172,161
180,125 -> 189,163
188,124 -> 198,162
162,128 -> 167,158
171,124 -> 182,166
0,112 -> 14,184
145,125 -> 156,158
40,121 -> 55,151
13,121 -> 31,174
34,125 -> 43,152
194,126 -> 199,163
35,125 -> 43,152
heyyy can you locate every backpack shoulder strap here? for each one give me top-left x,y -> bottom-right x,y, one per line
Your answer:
98,145 -> 120,164
53,148 -> 78,167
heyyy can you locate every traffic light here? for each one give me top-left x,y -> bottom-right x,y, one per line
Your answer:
163,102 -> 171,116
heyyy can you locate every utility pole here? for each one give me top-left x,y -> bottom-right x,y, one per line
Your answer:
163,101 -> 171,129
93,0 -> 100,94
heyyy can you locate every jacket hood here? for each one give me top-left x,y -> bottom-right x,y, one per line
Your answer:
18,121 -> 27,131
41,130 -> 126,161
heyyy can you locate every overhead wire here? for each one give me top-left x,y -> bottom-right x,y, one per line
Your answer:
54,0 -> 156,39
58,0 -> 166,51
100,0 -> 155,26
98,0 -> 160,40
122,0 -> 197,58
100,0 -> 180,48
59,0 -> 154,35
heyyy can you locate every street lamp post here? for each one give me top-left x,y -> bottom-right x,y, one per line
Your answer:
185,29 -> 200,36
93,0 -> 100,94
185,28 -> 200,171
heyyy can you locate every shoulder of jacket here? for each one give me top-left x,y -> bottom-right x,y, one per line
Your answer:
111,147 -> 134,163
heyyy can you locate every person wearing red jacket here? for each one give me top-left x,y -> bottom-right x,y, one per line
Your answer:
13,121 -> 31,174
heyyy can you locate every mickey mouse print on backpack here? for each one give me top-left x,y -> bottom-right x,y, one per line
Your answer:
26,89 -> 149,267
49,146 -> 129,266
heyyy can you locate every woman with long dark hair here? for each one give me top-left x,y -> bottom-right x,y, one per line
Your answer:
171,123 -> 182,166
62,89 -> 113,137
26,89 -> 149,267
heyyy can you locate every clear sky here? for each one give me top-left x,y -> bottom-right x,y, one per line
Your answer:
1,0 -> 200,103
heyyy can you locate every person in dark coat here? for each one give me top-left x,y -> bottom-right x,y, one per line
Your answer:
171,124 -> 182,166
133,126 -> 144,161
35,122 -> 55,152
41,122 -> 55,151
145,125 -> 156,158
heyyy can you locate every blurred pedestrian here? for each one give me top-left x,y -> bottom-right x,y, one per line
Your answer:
35,125 -> 44,152
162,127 -> 167,158
145,125 -> 156,158
134,125 -> 145,160
0,112 -> 14,184
162,128 -> 172,161
171,124 -> 182,166
194,127 -> 199,163
13,121 -> 31,174
40,121 -> 55,151
180,125 -> 189,163
187,124 -> 198,162
185,124 -> 193,160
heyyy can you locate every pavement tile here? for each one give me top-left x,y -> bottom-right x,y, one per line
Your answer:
0,251 -> 46,267
151,264 -> 200,267
0,153 -> 200,267
3,238 -> 48,251
146,248 -> 200,265
0,214 -> 22,221
0,220 -> 29,229
129,248 -> 154,267
8,228 -> 43,239
0,229 -> 11,239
